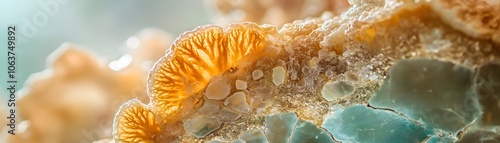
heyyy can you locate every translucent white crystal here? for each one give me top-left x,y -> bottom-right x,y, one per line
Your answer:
252,70 -> 264,80
183,116 -> 222,138
272,66 -> 286,86
224,92 -> 250,113
321,81 -> 355,101
205,79 -> 231,100
235,80 -> 248,90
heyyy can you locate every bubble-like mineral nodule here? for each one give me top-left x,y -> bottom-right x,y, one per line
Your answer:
272,66 -> 286,86
321,80 -> 355,101
224,92 -> 251,113
205,79 -> 232,100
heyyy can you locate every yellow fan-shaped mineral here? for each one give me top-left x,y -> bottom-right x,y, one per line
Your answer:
114,23 -> 277,141
147,23 -> 276,120
113,99 -> 161,143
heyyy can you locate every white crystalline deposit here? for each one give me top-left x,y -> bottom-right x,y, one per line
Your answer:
235,80 -> 248,90
252,69 -> 264,80
183,116 -> 222,138
272,66 -> 286,86
224,92 -> 250,113
205,79 -> 231,100
321,81 -> 355,101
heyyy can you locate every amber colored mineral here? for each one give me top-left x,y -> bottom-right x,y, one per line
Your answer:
114,23 -> 277,142
113,100 -> 161,143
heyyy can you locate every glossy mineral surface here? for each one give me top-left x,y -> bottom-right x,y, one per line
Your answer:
110,0 -> 500,142
322,105 -> 427,143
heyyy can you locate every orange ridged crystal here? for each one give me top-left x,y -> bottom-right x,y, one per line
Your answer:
113,22 -> 276,142
147,23 -> 276,120
113,99 -> 162,143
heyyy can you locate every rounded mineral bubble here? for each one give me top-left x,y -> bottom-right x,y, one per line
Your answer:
225,92 -> 251,113
252,70 -> 264,80
235,80 -> 248,90
205,79 -> 231,100
321,81 -> 355,101
272,66 -> 286,86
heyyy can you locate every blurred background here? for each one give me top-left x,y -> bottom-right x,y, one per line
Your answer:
0,0 -> 211,97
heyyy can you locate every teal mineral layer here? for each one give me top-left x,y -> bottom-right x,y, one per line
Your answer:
368,58 -> 482,133
322,105 -> 428,143
265,113 -> 298,143
289,120 -> 335,143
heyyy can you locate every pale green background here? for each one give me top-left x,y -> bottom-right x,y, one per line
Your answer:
0,0 -> 214,101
